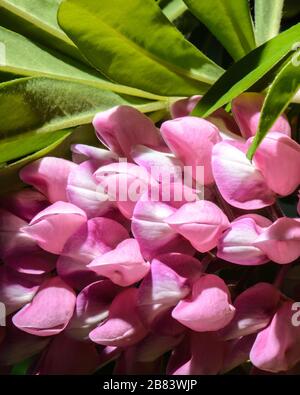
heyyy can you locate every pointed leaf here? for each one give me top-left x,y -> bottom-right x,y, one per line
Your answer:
255,0 -> 284,45
192,23 -> 300,117
247,56 -> 300,159
183,0 -> 256,60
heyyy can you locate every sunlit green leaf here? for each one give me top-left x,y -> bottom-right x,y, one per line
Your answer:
58,0 -> 224,96
255,0 -> 284,45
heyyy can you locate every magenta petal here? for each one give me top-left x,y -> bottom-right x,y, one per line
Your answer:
71,143 -> 117,165
132,193 -> 194,260
67,160 -> 112,218
0,209 -> 34,259
93,106 -> 164,159
57,217 -> 129,289
212,140 -> 275,209
88,239 -> 150,286
165,200 -> 229,252
20,157 -> 76,203
167,332 -> 225,375
232,93 -> 291,139
217,214 -> 272,265
0,320 -> 50,366
0,266 -> 45,315
251,132 -> 300,196
170,96 -> 201,118
254,217 -> 300,264
250,301 -> 300,372
0,189 -> 48,222
220,283 -> 281,340
161,117 -> 221,185
222,335 -> 256,373
33,333 -> 99,375
23,202 -> 87,254
67,280 -> 120,340
13,276 -> 76,336
89,288 -> 147,347
172,274 -> 235,332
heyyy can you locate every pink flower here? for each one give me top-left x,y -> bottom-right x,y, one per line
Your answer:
232,93 -> 291,139
217,214 -> 272,265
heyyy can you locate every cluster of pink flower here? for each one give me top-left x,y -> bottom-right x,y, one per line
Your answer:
0,93 -> 300,375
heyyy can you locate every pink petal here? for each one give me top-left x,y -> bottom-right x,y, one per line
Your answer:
33,333 -> 99,375
23,202 -> 87,254
131,145 -> 183,183
95,162 -> 158,219
250,132 -> 300,196
220,283 -> 281,340
212,140 -> 275,209
5,248 -> 57,275
232,93 -> 291,139
71,143 -> 117,164
170,96 -> 202,118
165,200 -> 229,252
67,160 -> 112,218
161,117 -> 221,185
132,190 -> 194,260
254,217 -> 300,264
93,106 -> 164,159
88,239 -> 150,286
67,280 -> 120,340
217,214 -> 272,265
20,157 -> 76,203
172,274 -> 235,332
89,288 -> 147,347
137,253 -> 202,326
250,300 -> 300,372
13,276 -> 76,336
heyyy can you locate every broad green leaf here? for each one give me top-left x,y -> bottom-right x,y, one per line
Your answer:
0,0 -> 83,61
58,0 -> 224,97
247,56 -> 300,159
183,0 -> 256,60
0,124 -> 99,194
163,0 -> 188,22
255,0 -> 284,45
192,23 -> 300,117
0,27 -> 166,100
0,77 -> 167,164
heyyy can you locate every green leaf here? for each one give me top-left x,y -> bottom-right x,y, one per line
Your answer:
0,76 -> 167,164
247,56 -> 300,159
0,27 -> 166,100
255,0 -> 284,46
162,0 -> 188,22
58,0 -> 224,97
183,0 -> 256,60
0,124 -> 99,194
0,0 -> 83,62
191,23 -> 300,117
